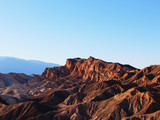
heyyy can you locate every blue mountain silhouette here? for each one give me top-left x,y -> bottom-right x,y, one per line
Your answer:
0,57 -> 59,75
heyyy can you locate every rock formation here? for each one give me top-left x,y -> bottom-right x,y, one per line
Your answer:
0,57 -> 160,120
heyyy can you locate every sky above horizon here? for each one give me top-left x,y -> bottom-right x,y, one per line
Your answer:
0,0 -> 160,69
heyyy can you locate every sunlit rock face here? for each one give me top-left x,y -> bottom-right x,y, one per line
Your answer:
43,56 -> 137,82
0,57 -> 160,120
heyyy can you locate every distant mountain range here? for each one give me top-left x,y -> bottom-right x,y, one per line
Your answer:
0,57 -> 59,75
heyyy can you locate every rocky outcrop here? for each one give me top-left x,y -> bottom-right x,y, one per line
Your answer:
0,57 -> 160,120
43,56 -> 137,82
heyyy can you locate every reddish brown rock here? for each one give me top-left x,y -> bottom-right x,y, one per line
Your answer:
43,56 -> 137,82
0,57 -> 160,120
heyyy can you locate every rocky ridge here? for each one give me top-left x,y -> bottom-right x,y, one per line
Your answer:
0,57 -> 160,120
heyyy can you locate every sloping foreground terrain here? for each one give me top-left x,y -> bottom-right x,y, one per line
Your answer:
0,57 -> 160,120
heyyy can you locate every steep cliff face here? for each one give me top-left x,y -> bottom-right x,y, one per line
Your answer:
43,56 -> 137,82
0,57 -> 160,120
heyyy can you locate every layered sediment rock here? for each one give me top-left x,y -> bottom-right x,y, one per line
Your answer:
0,57 -> 160,120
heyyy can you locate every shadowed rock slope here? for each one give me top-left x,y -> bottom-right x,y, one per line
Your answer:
0,57 -> 160,120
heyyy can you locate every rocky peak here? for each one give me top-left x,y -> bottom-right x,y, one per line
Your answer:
65,58 -> 77,71
1,57 -> 160,120
43,57 -> 137,82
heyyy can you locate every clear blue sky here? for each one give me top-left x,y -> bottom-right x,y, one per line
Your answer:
0,0 -> 160,68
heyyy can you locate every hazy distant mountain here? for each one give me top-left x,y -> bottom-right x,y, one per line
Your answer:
0,57 -> 59,75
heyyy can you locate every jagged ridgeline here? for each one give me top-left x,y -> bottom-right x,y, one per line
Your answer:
0,57 -> 160,120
